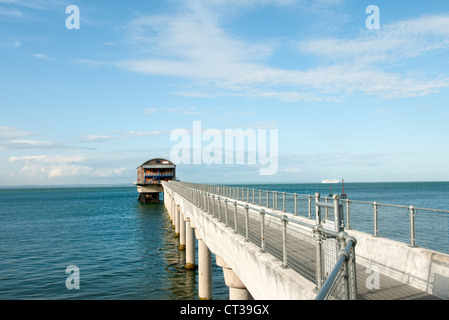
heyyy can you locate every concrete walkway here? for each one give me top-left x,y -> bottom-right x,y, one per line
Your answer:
355,263 -> 439,300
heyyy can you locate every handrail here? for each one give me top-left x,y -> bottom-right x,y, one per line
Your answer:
175,181 -> 449,254
315,239 -> 356,300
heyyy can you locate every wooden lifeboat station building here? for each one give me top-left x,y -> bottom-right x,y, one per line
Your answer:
136,158 -> 176,203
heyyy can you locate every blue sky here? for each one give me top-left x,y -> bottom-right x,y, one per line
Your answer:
1,0 -> 449,186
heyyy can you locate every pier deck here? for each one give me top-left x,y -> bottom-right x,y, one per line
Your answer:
221,199 -> 440,300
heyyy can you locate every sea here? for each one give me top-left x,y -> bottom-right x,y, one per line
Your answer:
0,181 -> 448,300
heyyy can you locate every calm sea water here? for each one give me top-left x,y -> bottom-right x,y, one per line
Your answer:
0,182 -> 448,300
0,186 -> 227,300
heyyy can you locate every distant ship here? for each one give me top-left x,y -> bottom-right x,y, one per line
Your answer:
322,179 -> 339,184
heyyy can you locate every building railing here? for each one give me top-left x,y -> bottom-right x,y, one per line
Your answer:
165,181 -> 357,300
179,183 -> 449,255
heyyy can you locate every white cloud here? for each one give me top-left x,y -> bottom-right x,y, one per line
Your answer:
0,0 -> 66,11
31,53 -> 54,61
81,134 -> 113,142
120,130 -> 164,138
145,106 -> 203,115
0,125 -> 33,139
113,3 -> 449,101
0,6 -> 22,17
144,108 -> 157,114
0,126 -> 66,150
8,154 -> 127,179
80,130 -> 164,142
166,107 -> 201,115
9,154 -> 86,164
6,139 -> 56,148
298,15 -> 449,63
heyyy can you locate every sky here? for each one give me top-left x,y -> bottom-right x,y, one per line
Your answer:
1,0 -> 449,186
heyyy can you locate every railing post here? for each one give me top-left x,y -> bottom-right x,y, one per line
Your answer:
315,193 -> 321,224
233,201 -> 238,233
225,200 -> 229,227
339,236 -> 349,300
346,199 -> 351,230
294,193 -> 298,215
259,190 -> 261,206
217,196 -> 221,221
208,193 -> 211,214
308,194 -> 312,219
315,192 -> 323,289
283,192 -> 286,212
333,194 -> 343,232
349,243 -> 358,300
244,204 -> 249,241
200,192 -> 204,210
282,215 -> 288,268
260,209 -> 265,252
409,206 -> 416,247
373,202 -> 379,237
201,191 -> 205,210
266,190 -> 269,207
274,191 -> 278,210
325,196 -> 329,220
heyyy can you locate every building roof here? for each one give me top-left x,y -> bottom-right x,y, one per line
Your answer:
137,158 -> 175,169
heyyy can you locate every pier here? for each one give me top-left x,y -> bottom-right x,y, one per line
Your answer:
161,181 -> 449,300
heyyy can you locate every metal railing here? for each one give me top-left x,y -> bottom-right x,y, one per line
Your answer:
343,199 -> 449,254
165,181 -> 357,300
180,183 -> 449,255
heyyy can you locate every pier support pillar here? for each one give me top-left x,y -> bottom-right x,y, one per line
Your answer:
216,256 -> 253,300
184,219 -> 197,270
174,205 -> 180,237
197,235 -> 212,300
172,199 -> 176,225
179,211 -> 186,251
168,196 -> 174,223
